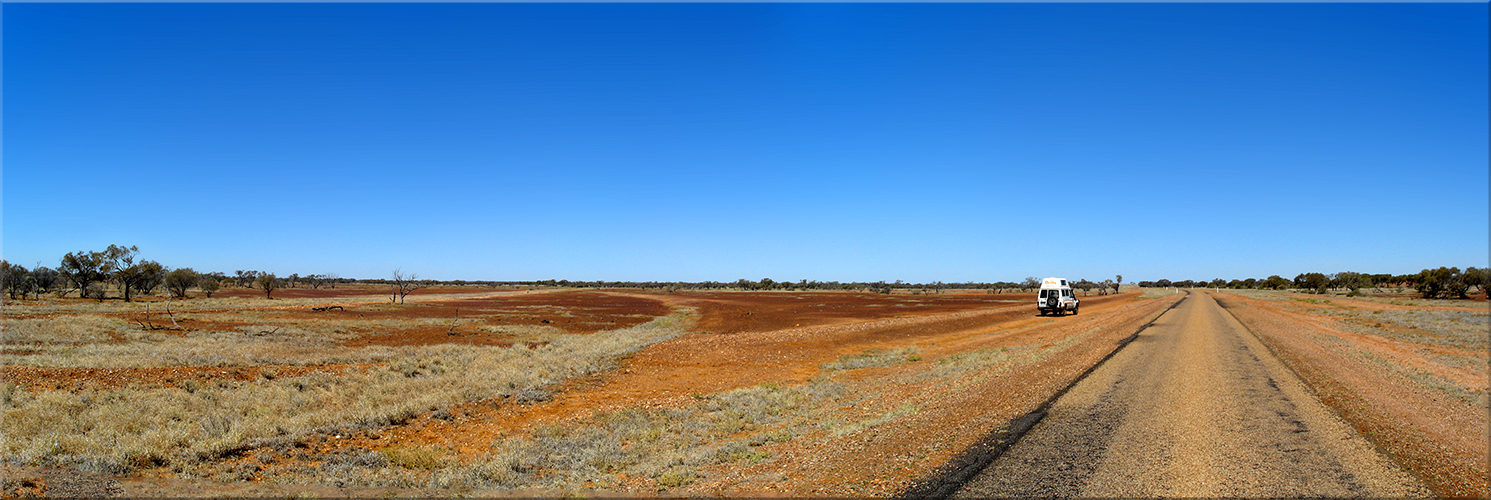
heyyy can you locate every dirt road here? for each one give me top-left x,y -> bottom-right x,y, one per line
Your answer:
953,291 -> 1432,498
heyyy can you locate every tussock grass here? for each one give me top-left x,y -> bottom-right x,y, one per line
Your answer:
4,330 -> 400,369
822,347 -> 919,371
0,289 -> 510,317
475,323 -> 567,339
0,312 -> 692,475
427,380 -> 844,492
0,316 -> 125,343
6,314 -> 606,370
1223,290 -> 1489,409
1337,309 -> 1488,350
926,346 -> 1027,377
825,403 -> 920,437
1138,287 -> 1181,299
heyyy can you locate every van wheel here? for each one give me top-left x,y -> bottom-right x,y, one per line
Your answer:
1073,306 -> 1079,315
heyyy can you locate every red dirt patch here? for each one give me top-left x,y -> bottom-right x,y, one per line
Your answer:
322,290 -> 674,347
305,292 -> 1139,460
643,290 -> 1034,335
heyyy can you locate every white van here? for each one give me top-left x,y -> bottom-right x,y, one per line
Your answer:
1037,277 -> 1079,316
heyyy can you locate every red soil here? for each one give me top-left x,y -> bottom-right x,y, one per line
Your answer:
1,291 -> 673,390
298,292 -> 1137,460
649,290 -> 1032,334
14,288 -> 1172,496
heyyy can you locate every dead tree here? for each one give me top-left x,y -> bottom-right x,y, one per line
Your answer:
391,269 -> 425,304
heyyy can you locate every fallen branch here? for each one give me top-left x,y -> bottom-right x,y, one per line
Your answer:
136,303 -> 164,330
447,308 -> 463,336
164,296 -> 181,329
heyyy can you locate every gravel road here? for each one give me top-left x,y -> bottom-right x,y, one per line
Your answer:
953,291 -> 1432,498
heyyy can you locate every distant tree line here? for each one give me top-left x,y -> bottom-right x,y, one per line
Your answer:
0,245 -> 348,302
446,276 -> 1125,296
1136,267 -> 1487,299
1,248 -> 1136,302
15,246 -> 1478,303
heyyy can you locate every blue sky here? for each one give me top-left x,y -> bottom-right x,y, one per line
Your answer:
3,3 -> 1487,283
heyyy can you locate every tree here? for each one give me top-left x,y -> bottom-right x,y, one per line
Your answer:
133,261 -> 166,296
29,266 -> 59,298
1333,272 -> 1366,293
1262,275 -> 1290,290
287,273 -> 301,288
81,283 -> 106,302
59,250 -> 109,297
100,245 -> 147,301
114,259 -> 164,302
235,270 -> 260,288
391,269 -> 425,304
165,268 -> 200,299
1417,267 -> 1469,299
1463,267 -> 1487,294
1295,273 -> 1329,292
1021,277 -> 1039,291
1,261 -> 33,300
1101,279 -> 1115,295
199,275 -> 220,298
255,272 -> 280,299
1115,275 -> 1122,294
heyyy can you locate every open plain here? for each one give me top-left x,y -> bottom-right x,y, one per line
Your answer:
2,285 -> 1486,497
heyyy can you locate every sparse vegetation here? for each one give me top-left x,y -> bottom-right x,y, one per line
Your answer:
165,268 -> 200,299
391,269 -> 425,304
255,272 -> 280,299
0,312 -> 693,475
822,347 -> 920,371
198,275 -> 220,297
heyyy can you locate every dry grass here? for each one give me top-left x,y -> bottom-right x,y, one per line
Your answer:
822,347 -> 920,371
1219,289 -> 1489,409
427,380 -> 845,492
0,312 -> 692,475
0,288 -> 518,317
262,321 -> 1091,493
4,326 -> 397,369
1,316 -> 125,344
1138,287 -> 1182,299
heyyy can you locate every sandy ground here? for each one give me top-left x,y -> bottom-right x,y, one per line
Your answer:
0,288 -> 1179,497
26,287 -> 1448,497
1212,291 -> 1489,497
955,291 -> 1430,497
143,290 -> 1166,497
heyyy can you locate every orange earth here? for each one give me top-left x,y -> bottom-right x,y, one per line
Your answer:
4,288 -> 1481,497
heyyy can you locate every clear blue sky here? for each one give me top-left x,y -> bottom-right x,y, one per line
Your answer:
4,3 -> 1487,283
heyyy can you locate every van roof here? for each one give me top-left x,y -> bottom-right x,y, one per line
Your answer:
1040,277 -> 1070,288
